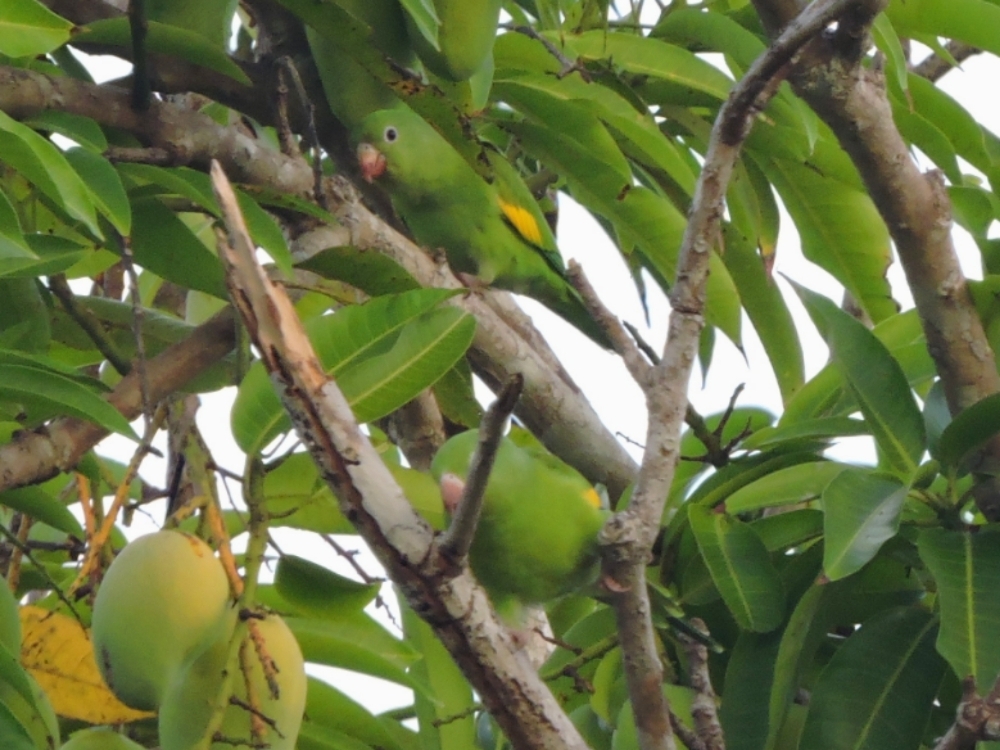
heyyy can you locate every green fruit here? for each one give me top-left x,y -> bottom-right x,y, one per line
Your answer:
406,0 -> 501,81
91,531 -> 232,711
0,579 -> 20,656
61,727 -> 146,750
158,613 -> 306,750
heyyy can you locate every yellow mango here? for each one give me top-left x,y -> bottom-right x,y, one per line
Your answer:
158,613 -> 306,750
91,531 -> 232,710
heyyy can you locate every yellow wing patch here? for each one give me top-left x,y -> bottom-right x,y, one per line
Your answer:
498,197 -> 543,246
583,487 -> 602,510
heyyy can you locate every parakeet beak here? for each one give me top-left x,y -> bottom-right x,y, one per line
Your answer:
357,143 -> 387,183
439,473 -> 465,515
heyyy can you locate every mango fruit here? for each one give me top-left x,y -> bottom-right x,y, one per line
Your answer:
406,0 -> 501,82
158,613 -> 306,750
91,531 -> 232,710
61,726 -> 146,750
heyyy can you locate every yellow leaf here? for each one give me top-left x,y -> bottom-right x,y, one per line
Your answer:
19,605 -> 153,724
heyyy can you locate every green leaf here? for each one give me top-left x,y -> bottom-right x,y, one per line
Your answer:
722,222 -> 803,401
763,155 -> 895,324
719,630 -> 782,750
396,0 -> 439,49
822,469 -> 907,582
888,0 -> 1000,58
688,504 -> 785,632
0,0 -> 73,58
799,607 -> 944,750
73,18 -> 251,84
741,417 -> 869,452
0,363 -> 136,438
63,148 -> 130,235
261,453 -> 352,534
936,392 -> 1000,471
337,307 -> 476,424
725,461 -> 847,514
232,289 -> 473,454
0,487 -> 82,535
751,509 -> 825,553
562,30 -> 733,101
871,12 -> 909,94
129,197 -> 227,298
298,245 -> 420,296
793,283 -> 925,477
781,309 -> 930,425
401,600 -> 476,750
919,528 -> 1000,691
275,555 -> 379,616
303,678 -> 408,750
283,615 -> 425,694
23,112 -> 107,153
493,76 -> 633,186
0,109 -> 101,237
235,190 -> 293,276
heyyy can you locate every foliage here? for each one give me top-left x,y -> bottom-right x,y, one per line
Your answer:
0,0 -> 998,749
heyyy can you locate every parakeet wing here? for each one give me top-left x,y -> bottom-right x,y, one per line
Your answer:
431,431 -> 607,621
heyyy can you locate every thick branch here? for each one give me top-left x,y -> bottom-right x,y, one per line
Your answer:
775,2 -> 1000,514
211,162 -> 590,750
601,3 -> 863,749
0,310 -> 236,493
0,66 -> 313,196
0,63 -> 637,499
305,180 -> 638,498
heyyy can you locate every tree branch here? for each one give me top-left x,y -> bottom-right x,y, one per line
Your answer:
766,0 -> 1000,517
0,310 -> 237,494
601,3 -> 862,748
0,62 -> 638,500
438,376 -> 523,562
211,161 -> 591,750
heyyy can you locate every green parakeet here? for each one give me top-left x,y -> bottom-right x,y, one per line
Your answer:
355,108 -> 612,349
431,430 -> 608,623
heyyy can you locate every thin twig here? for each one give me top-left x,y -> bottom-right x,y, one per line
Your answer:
680,618 -> 723,750
602,3 -> 864,749
437,376 -> 524,562
128,0 -> 151,111
68,404 -> 168,596
121,235 -> 151,429
912,40 -> 981,82
512,25 -> 589,79
275,57 -> 326,209
48,275 -> 132,375
568,261 -> 651,382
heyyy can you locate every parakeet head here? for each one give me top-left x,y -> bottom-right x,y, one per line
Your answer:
356,108 -> 440,185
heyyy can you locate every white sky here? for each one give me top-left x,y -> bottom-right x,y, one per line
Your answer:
71,41 -> 1000,715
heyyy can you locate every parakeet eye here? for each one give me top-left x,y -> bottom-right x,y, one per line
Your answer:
384,126 -> 398,143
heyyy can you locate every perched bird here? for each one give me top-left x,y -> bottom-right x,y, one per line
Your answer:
355,108 -> 612,349
431,430 -> 608,623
